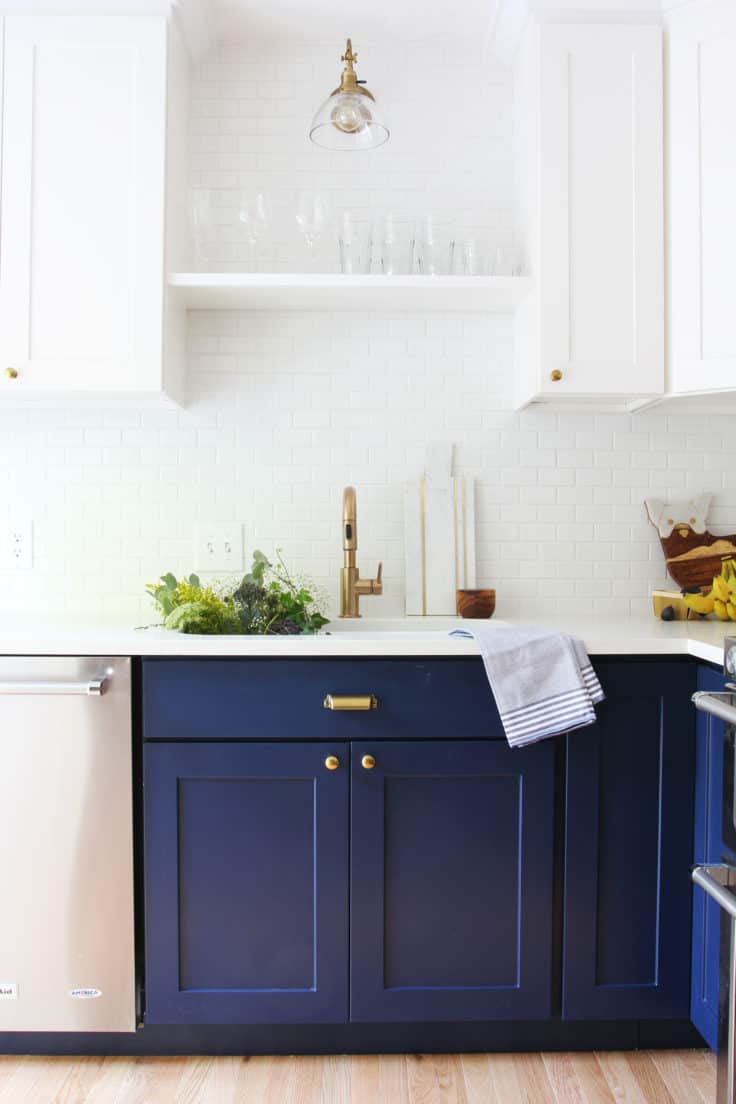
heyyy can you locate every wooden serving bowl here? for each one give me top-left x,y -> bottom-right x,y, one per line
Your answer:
456,589 -> 496,619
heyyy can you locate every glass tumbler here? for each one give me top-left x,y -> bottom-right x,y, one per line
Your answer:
338,211 -> 373,275
189,187 -> 216,270
375,213 -> 415,275
416,215 -> 455,276
492,245 -> 524,276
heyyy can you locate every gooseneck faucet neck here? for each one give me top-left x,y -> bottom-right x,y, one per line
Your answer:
339,485 -> 382,618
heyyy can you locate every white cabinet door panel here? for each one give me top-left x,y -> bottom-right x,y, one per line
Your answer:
0,16 -> 166,394
538,24 -> 664,398
669,14 -> 736,394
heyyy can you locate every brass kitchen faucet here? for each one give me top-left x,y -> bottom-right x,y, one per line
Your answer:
340,486 -> 383,617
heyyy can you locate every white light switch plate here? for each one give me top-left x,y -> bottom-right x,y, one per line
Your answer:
193,524 -> 243,573
0,520 -> 33,570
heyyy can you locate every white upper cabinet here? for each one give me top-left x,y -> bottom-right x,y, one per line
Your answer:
666,0 -> 736,399
0,15 -> 184,400
514,21 -> 665,410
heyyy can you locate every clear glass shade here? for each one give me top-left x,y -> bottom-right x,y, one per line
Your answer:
309,91 -> 389,151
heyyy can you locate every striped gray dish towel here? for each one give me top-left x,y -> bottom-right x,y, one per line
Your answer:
450,626 -> 604,747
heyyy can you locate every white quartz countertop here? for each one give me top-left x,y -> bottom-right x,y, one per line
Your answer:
0,614 -> 730,666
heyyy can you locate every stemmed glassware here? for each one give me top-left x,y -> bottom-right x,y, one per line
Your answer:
237,191 -> 272,272
295,191 -> 332,271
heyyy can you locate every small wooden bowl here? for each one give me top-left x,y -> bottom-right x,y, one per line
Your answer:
456,589 -> 496,619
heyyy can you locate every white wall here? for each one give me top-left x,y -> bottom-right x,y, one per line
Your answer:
0,38 -> 734,622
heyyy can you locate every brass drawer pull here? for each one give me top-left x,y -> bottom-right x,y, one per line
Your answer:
324,756 -> 340,771
361,755 -> 376,770
323,694 -> 378,711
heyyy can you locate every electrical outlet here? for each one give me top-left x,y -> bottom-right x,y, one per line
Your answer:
193,524 -> 243,573
0,520 -> 33,571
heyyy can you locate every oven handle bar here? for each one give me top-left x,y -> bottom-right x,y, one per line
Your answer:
692,864 -> 736,919
0,677 -> 109,697
692,690 -> 736,727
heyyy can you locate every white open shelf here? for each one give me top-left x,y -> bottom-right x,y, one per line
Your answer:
168,272 -> 533,313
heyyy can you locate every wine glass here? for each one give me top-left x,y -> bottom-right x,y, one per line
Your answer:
295,192 -> 331,271
237,191 -> 272,272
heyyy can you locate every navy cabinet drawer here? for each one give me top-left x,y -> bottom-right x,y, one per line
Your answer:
142,658 -> 503,741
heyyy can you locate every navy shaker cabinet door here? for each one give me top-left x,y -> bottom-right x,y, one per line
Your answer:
563,661 -> 696,1021
691,664 -> 726,1051
144,742 -> 349,1025
349,739 -> 556,1022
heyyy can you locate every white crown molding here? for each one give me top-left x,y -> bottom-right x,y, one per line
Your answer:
0,0 -> 216,57
0,0 -> 171,12
171,0 -> 215,60
489,0 -> 666,64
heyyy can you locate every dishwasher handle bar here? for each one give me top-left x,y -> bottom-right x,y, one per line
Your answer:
692,864 -> 736,920
692,690 -> 736,727
0,676 -> 110,697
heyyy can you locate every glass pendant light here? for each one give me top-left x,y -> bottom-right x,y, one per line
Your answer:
309,39 -> 389,151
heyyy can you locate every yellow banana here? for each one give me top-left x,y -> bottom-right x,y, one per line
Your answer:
727,603 -> 736,621
684,591 -> 716,615
713,575 -> 730,602
715,599 -> 730,621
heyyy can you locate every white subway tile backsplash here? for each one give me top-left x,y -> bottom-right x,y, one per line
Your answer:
0,42 -> 733,621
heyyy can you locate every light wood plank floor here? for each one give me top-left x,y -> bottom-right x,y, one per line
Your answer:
0,1049 -> 716,1104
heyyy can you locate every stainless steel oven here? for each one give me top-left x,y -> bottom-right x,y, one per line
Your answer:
693,638 -> 736,1104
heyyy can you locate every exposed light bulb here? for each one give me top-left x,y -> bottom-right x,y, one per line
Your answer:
330,94 -> 372,134
309,38 -> 389,150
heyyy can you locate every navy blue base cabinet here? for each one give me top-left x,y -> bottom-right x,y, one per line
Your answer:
691,664 -> 727,1050
350,739 -> 555,1022
563,660 -> 696,1021
132,655 -> 704,1049
144,741 -> 349,1024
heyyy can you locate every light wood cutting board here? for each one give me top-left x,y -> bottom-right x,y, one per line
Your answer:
404,443 -> 476,615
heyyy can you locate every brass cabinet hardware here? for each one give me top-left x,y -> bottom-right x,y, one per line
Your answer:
361,754 -> 376,770
5,368 -> 18,380
323,694 -> 378,711
550,369 -> 563,382
324,755 -> 340,771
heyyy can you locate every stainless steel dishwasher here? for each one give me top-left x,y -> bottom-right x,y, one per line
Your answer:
0,656 -> 135,1032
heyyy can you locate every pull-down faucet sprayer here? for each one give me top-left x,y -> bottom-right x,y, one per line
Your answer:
340,486 -> 382,618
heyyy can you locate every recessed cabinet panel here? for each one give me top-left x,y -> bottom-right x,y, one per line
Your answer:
350,740 -> 555,1022
144,742 -> 349,1025
563,661 -> 695,1020
0,16 -> 166,394
668,11 -> 736,395
177,777 -> 316,992
534,24 -> 664,401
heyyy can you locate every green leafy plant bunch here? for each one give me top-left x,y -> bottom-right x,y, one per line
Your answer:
145,550 -> 329,636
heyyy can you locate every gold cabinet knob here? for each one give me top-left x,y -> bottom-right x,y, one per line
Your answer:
361,754 -> 376,770
325,755 -> 340,771
5,368 -> 18,380
550,369 -> 563,382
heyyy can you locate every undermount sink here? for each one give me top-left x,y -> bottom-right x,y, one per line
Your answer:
321,617 -> 509,638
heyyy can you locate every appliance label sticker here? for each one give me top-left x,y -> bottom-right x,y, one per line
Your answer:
0,984 -> 17,999
69,988 -> 102,1000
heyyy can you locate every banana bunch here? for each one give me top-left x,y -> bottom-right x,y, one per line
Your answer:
684,559 -> 736,620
